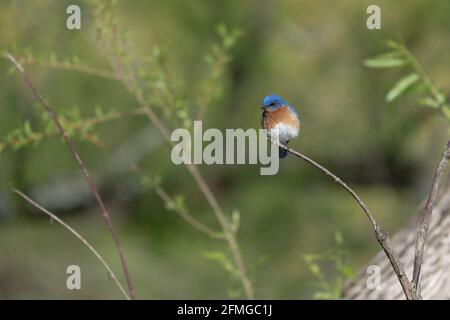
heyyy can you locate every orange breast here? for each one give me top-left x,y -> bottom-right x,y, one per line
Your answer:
262,106 -> 299,130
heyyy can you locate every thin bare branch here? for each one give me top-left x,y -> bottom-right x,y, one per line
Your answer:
277,142 -> 417,300
12,187 -> 131,300
412,139 -> 450,291
4,52 -> 136,299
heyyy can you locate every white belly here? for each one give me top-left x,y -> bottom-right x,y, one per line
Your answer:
269,123 -> 299,143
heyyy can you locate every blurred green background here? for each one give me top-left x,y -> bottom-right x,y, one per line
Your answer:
0,0 -> 449,299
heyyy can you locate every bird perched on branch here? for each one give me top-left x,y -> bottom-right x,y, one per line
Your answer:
261,94 -> 300,158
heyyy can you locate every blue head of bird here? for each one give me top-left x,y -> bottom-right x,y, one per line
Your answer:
261,94 -> 288,111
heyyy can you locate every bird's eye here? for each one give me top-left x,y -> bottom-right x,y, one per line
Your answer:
269,102 -> 275,106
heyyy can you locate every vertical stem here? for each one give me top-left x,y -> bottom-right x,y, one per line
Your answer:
412,139 -> 450,291
105,50 -> 255,298
185,163 -> 255,299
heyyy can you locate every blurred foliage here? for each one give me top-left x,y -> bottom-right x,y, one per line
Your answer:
303,232 -> 355,299
0,0 -> 450,299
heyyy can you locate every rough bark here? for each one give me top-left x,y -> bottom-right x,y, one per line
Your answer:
343,186 -> 450,299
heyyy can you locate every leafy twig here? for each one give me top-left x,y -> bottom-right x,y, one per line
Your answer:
91,2 -> 254,299
364,40 -> 449,117
3,52 -> 136,299
0,107 -> 147,153
149,181 -> 225,240
19,56 -> 117,80
196,25 -> 241,119
139,89 -> 255,298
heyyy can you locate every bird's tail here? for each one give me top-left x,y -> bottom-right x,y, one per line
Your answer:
279,146 -> 288,159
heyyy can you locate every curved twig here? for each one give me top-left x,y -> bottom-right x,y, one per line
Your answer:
12,187 -> 131,300
277,142 -> 417,300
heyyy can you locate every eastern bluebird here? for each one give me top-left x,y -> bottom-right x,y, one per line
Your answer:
261,94 -> 300,158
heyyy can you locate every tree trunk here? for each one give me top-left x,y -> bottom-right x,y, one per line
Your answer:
343,186 -> 450,299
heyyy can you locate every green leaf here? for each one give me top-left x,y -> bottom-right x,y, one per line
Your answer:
368,51 -> 403,60
442,106 -> 450,121
364,54 -> 408,68
419,97 -> 439,108
202,251 -> 238,277
217,24 -> 227,38
386,73 -> 419,102
436,91 -> 447,105
174,195 -> 185,211
339,265 -> 356,279
230,209 -> 240,234
308,263 -> 322,277
406,81 -> 429,95
23,121 -> 32,135
386,39 -> 404,50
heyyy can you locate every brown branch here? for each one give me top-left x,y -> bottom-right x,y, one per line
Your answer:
138,94 -> 255,299
136,92 -> 255,298
412,139 -> 450,292
97,28 -> 255,297
4,52 -> 136,299
277,142 -> 418,300
12,187 -> 131,300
